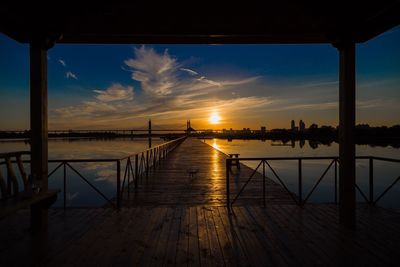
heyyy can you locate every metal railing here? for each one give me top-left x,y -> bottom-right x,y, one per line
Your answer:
118,136 -> 186,202
1,136 -> 186,210
226,156 -> 400,207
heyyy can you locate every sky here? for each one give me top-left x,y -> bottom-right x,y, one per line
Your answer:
0,26 -> 399,131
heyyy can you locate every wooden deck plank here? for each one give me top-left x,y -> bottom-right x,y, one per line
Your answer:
187,206 -> 201,266
164,207 -> 183,266
211,206 -> 246,266
175,207 -> 190,266
138,207 -> 171,266
196,206 -> 213,266
202,206 -> 225,267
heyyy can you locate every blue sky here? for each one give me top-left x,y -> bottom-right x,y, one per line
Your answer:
0,26 -> 399,130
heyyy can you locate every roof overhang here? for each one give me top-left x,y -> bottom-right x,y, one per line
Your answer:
1,1 -> 400,44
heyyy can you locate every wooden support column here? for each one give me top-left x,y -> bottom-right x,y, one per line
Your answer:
30,40 -> 48,193
337,41 -> 356,229
29,37 -> 56,232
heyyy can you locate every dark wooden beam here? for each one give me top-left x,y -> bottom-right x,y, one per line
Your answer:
1,1 -> 399,44
30,39 -> 48,193
337,41 -> 356,229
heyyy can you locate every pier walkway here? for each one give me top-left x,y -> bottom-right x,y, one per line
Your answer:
1,138 -> 399,266
121,138 -> 294,206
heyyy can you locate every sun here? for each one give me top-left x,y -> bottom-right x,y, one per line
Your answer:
209,112 -> 221,124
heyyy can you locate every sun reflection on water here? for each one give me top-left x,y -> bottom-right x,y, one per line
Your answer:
211,139 -> 220,150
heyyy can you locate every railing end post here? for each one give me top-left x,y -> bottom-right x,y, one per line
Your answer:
117,160 -> 121,209
226,159 -> 230,207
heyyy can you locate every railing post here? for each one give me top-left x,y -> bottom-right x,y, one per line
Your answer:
63,162 -> 66,210
263,160 -> 266,207
334,159 -> 338,204
298,159 -> 302,206
127,159 -> 130,198
146,150 -> 149,178
226,159 -> 230,208
135,154 -> 138,189
153,149 -> 156,169
369,157 -> 374,205
117,160 -> 121,209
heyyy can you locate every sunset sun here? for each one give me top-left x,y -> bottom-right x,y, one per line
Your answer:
209,112 -> 221,124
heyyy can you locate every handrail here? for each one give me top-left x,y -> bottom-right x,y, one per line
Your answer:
0,136 -> 187,209
226,155 -> 400,207
119,136 -> 187,160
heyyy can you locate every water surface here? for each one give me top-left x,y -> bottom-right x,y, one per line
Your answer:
1,138 -> 399,209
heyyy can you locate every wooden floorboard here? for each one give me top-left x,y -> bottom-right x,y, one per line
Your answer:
1,204 -> 400,266
1,138 -> 400,266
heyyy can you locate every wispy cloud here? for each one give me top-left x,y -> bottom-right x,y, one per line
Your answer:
180,68 -> 198,76
58,58 -> 80,80
124,46 -> 178,96
196,76 -> 222,87
93,83 -> 134,102
58,59 -> 67,67
65,71 -> 78,80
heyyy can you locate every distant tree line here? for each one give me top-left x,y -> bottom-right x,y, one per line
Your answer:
1,124 -> 399,148
193,124 -> 400,148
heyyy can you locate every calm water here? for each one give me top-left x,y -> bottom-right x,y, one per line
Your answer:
0,138 -> 163,207
204,138 -> 400,209
1,138 -> 399,209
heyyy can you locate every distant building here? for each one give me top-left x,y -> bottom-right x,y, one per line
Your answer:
291,120 -> 295,131
241,128 -> 251,134
356,124 -> 370,129
260,126 -> 266,134
299,120 -> 305,131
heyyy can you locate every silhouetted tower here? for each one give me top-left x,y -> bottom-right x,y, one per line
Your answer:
148,119 -> 152,148
299,120 -> 305,132
291,120 -> 296,131
260,126 -> 266,134
186,120 -> 195,135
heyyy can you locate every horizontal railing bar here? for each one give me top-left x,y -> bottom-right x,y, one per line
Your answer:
227,156 -> 340,161
226,156 -> 400,162
1,159 -> 119,164
119,136 -> 186,160
2,154 -> 398,166
368,156 -> 400,163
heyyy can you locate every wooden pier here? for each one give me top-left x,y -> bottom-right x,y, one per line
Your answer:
121,138 -> 294,207
1,138 -> 400,266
